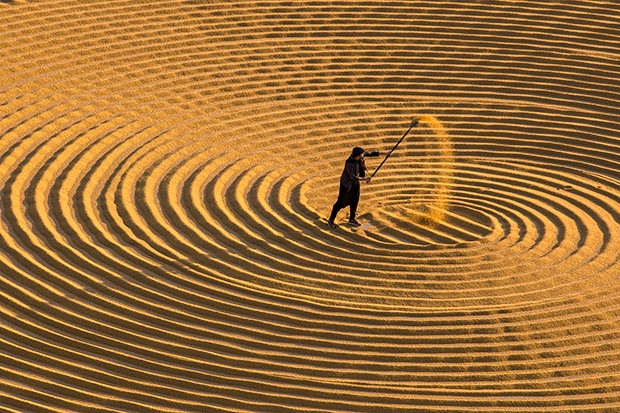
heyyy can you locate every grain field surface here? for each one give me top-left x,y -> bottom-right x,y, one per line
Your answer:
1,1 -> 620,412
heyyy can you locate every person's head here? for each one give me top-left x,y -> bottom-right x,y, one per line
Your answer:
351,146 -> 365,160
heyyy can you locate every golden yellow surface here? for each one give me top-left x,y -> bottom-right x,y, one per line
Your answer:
1,1 -> 619,411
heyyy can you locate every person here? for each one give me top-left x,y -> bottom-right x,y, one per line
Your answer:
327,146 -> 391,228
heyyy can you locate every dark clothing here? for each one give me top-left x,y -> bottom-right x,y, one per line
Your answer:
330,183 -> 360,221
339,156 -> 362,191
329,151 -> 379,221
359,151 -> 378,178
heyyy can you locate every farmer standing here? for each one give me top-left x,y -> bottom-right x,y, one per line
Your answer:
327,147 -> 391,228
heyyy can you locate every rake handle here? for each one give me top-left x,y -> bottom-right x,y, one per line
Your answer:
370,118 -> 419,178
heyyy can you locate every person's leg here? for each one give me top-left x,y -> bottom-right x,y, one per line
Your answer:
349,187 -> 360,220
329,201 -> 341,222
329,186 -> 350,224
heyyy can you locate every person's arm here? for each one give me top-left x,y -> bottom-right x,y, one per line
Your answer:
345,161 -> 370,183
364,150 -> 392,157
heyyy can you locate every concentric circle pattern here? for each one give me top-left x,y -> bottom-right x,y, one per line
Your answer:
1,1 -> 620,412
